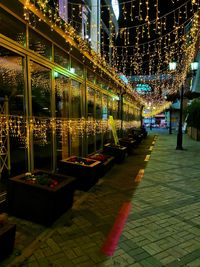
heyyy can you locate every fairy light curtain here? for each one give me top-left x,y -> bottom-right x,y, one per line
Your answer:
23,0 -> 200,113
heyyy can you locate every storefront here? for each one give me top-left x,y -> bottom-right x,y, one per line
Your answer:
0,1 -> 141,177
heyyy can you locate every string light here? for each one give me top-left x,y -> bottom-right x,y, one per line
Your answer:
19,0 -> 200,113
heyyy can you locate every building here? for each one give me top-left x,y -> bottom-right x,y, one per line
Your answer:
0,0 -> 141,178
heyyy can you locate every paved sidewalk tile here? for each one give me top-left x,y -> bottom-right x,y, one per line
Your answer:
1,131 -> 200,267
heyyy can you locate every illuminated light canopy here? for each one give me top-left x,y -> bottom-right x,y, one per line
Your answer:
112,0 -> 120,20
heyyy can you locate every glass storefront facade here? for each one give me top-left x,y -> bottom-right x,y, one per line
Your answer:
0,3 -> 141,177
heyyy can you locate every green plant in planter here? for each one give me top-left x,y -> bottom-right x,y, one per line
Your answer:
186,99 -> 200,129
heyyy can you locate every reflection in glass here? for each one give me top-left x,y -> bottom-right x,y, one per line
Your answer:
54,46 -> 69,69
87,87 -> 95,154
71,80 -> 82,156
0,48 -> 25,115
129,107 -> 134,121
30,61 -> 52,170
87,87 -> 95,118
102,95 -> 111,143
96,77 -> 102,88
71,80 -> 82,118
96,91 -> 102,150
102,94 -> 108,120
55,74 -> 69,118
31,62 -> 51,117
0,46 -> 27,176
55,73 -> 70,160
112,99 -> 119,119
96,90 -> 102,119
87,69 -> 95,83
102,82 -> 108,90
71,57 -> 83,76
123,104 -> 129,121
108,96 -> 113,117
0,8 -> 26,46
29,29 -> 52,59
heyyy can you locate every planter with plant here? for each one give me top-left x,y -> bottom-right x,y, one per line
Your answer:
59,156 -> 101,191
87,153 -> 115,177
103,143 -> 127,163
7,170 -> 76,225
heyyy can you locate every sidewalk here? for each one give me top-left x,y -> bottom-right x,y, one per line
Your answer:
1,130 -> 200,267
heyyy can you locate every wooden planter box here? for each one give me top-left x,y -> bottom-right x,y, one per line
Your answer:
0,223 -> 16,262
59,156 -> 101,191
128,128 -> 146,144
87,153 -> 115,177
7,170 -> 76,226
103,143 -> 127,163
119,138 -> 137,154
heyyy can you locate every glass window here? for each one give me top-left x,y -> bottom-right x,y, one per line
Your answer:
29,29 -> 52,59
71,80 -> 82,118
102,94 -> 108,120
70,80 -> 82,156
95,91 -> 102,151
87,69 -> 95,83
0,47 -> 25,115
96,90 -> 102,119
123,103 -> 129,121
71,57 -> 83,76
55,73 -> 70,160
54,46 -> 69,69
112,98 -> 119,119
108,96 -> 113,116
102,94 -> 110,143
87,87 -> 95,118
129,107 -> 134,121
31,62 -> 51,117
96,77 -> 102,88
0,46 -> 27,176
55,74 -> 69,118
30,61 -> 52,170
0,8 -> 26,46
87,87 -> 95,154
102,82 -> 109,90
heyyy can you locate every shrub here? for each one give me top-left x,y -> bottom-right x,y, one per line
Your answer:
186,99 -> 200,129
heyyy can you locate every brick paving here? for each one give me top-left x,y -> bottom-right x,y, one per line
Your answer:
1,129 -> 200,267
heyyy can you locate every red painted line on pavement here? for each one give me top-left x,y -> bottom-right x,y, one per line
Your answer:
101,202 -> 132,256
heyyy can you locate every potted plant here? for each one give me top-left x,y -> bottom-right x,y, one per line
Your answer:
7,170 -> 76,226
58,156 -> 101,191
186,99 -> 200,140
103,143 -> 127,163
118,137 -> 137,154
87,152 -> 115,177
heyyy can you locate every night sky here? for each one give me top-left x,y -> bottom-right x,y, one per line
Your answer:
113,0 -> 196,75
